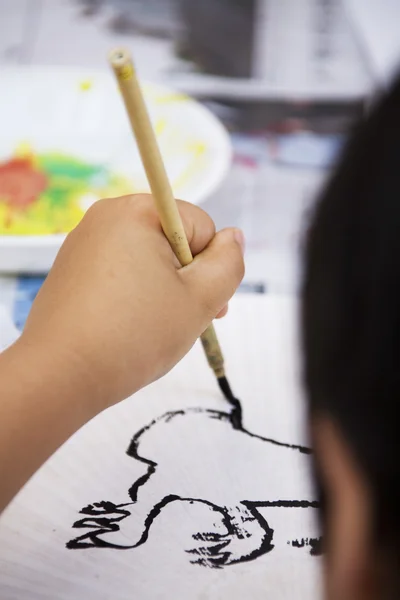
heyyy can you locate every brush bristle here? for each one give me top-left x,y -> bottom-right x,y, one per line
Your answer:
217,376 -> 241,411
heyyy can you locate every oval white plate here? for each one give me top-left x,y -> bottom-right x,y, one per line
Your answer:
0,67 -> 231,273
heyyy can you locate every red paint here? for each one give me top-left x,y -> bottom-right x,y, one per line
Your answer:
0,158 -> 48,208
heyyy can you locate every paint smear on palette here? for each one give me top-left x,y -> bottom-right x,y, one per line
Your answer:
0,145 -> 133,235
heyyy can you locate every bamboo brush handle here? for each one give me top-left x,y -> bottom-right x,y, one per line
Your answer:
109,48 -> 225,378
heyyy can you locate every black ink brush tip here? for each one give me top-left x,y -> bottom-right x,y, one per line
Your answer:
217,375 -> 243,429
199,324 -> 240,402
217,375 -> 238,406
199,327 -> 242,425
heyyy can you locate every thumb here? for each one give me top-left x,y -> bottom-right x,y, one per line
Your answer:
180,228 -> 245,321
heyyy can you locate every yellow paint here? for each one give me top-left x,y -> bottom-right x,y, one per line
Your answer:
153,92 -> 189,105
173,140 -> 206,192
14,142 -> 34,159
155,119 -> 167,136
187,141 -> 206,155
118,63 -> 134,81
79,79 -> 93,92
142,85 -> 189,106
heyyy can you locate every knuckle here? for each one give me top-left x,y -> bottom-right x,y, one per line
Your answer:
180,203 -> 216,249
88,193 -> 155,223
82,197 -> 107,224
124,193 -> 152,209
122,193 -> 157,222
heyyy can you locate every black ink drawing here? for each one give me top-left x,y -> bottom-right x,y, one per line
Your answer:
288,537 -> 323,556
67,395 -> 321,568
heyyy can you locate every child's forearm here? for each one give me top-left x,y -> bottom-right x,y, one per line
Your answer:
0,338 -> 97,512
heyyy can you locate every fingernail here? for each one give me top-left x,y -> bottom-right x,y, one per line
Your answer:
234,229 -> 245,255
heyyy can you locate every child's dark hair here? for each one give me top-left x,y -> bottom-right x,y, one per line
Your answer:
302,75 -> 400,594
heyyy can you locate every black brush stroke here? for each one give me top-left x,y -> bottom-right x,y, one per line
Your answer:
288,536 -> 324,556
67,398 -> 319,566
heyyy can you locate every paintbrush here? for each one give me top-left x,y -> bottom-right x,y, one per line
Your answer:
108,47 -> 239,406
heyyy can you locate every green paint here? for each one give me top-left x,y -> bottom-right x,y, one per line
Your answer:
0,149 -> 132,235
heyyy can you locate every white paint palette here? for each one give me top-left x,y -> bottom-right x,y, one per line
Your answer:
0,67 -> 231,272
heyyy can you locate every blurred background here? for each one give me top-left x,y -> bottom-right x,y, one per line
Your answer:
0,0 -> 400,333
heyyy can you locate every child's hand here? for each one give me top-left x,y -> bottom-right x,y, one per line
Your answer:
21,194 -> 245,412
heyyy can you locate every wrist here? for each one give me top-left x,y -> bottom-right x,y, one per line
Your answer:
4,334 -> 102,425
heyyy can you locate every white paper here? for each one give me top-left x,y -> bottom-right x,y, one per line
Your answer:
0,296 -> 322,599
